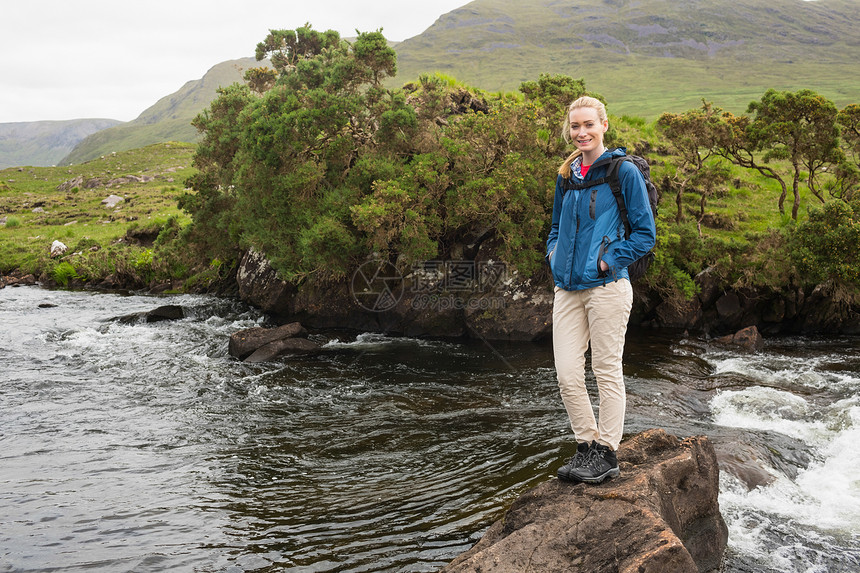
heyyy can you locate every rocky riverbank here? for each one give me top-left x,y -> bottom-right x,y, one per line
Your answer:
234,250 -> 860,341
6,247 -> 858,339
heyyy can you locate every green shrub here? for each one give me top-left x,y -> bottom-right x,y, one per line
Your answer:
52,262 -> 77,286
791,199 -> 860,289
73,237 -> 101,252
5,216 -> 20,228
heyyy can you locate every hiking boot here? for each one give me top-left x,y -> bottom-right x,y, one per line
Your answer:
557,441 -> 593,482
568,443 -> 619,484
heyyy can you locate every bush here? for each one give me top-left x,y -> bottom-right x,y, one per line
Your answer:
52,262 -> 77,286
791,199 -> 860,289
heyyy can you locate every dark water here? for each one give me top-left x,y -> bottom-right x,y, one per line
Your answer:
1,287 -> 858,572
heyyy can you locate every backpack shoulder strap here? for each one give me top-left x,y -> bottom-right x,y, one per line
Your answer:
562,175 -> 611,195
606,156 -> 632,239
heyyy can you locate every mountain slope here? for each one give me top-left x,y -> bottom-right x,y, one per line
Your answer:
393,0 -> 860,117
61,58 -> 259,165
0,119 -> 122,168
48,0 -> 860,167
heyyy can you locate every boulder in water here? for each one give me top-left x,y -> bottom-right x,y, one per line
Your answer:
442,429 -> 728,573
243,337 -> 321,362
713,325 -> 764,351
115,305 -> 185,324
229,322 -> 319,362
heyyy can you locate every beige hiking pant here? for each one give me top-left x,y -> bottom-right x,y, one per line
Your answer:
552,279 -> 633,451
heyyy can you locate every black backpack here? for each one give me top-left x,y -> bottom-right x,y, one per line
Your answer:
561,153 -> 658,281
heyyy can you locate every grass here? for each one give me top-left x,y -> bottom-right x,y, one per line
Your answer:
393,0 -> 860,120
0,142 -> 196,276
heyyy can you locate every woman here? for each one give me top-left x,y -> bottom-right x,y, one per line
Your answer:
546,96 -> 656,484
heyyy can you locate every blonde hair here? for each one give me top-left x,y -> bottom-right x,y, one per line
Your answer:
558,96 -> 608,178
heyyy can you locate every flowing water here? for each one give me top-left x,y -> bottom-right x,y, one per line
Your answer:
1,286 -> 858,572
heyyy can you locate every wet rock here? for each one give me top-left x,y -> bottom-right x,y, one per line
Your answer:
442,429 -> 728,573
97,274 -> 122,290
695,267 -> 721,308
236,248 -> 296,316
463,289 -> 553,341
654,296 -> 703,330
115,305 -> 185,324
235,249 -> 556,340
1,273 -> 37,288
715,292 -> 742,321
799,281 -> 860,335
243,337 -> 321,362
228,322 -> 308,360
713,325 -> 764,352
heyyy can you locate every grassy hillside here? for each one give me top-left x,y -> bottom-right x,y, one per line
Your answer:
394,0 -> 860,118
0,143 -> 195,277
61,58 -> 259,165
0,119 -> 122,169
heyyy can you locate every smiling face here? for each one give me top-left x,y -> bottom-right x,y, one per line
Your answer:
568,106 -> 608,160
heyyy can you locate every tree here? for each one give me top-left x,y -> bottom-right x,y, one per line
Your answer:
182,26 -> 409,281
746,89 -> 841,220
707,108 -> 791,217
657,102 -> 729,229
254,25 -> 342,75
833,104 -> 860,202
178,83 -> 256,262
353,76 -> 559,275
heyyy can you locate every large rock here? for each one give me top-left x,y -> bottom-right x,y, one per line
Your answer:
114,304 -> 185,324
463,288 -> 553,341
442,429 -> 727,573
653,296 -> 703,330
229,321 -> 321,362
799,280 -> 860,334
228,322 -> 308,360
101,194 -> 124,208
232,250 -> 860,339
236,248 -> 296,317
713,325 -> 764,351
50,240 -> 67,258
235,249 -> 554,340
243,337 -> 321,362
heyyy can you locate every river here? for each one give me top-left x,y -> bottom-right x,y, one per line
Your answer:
1,286 -> 858,572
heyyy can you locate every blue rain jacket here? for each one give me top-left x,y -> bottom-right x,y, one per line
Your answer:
546,148 -> 656,291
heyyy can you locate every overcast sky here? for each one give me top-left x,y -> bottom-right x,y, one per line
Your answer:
0,0 -> 469,124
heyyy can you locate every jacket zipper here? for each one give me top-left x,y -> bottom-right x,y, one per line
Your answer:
570,189 -> 581,285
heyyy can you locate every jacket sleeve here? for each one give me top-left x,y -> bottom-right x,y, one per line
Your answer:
546,175 -> 565,265
601,161 -> 656,272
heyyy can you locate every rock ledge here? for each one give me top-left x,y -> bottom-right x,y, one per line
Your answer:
442,429 -> 727,573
